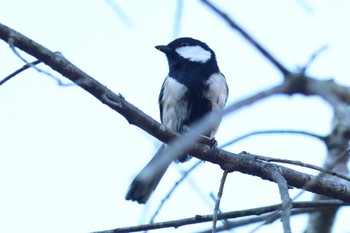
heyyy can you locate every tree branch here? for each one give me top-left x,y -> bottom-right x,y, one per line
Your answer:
93,201 -> 348,233
200,209 -> 320,233
266,164 -> 292,233
254,153 -> 350,183
201,0 -> 291,76
212,170 -> 229,233
0,23 -> 177,145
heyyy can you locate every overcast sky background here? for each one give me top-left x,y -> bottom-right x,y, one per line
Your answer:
0,0 -> 349,232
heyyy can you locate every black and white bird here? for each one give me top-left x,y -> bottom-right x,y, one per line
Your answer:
125,37 -> 229,204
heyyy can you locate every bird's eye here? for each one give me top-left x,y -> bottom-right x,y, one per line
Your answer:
181,42 -> 189,47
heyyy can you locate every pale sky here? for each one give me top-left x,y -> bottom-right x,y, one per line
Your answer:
0,1 -> 349,232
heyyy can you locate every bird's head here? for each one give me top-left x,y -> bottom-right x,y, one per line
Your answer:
155,37 -> 216,68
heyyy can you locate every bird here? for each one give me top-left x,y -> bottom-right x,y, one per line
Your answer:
125,37 -> 229,204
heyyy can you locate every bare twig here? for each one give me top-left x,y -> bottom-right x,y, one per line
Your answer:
220,129 -> 326,148
221,130 -> 349,182
0,59 -> 41,86
201,0 -> 290,76
8,39 -> 74,86
304,146 -> 349,233
264,165 -> 292,233
253,153 -> 350,183
200,209 -> 317,233
223,81 -> 290,115
149,160 -> 203,223
300,45 -> 329,73
0,23 -> 180,145
150,137 -> 234,220
255,150 -> 349,233
292,148 -> 349,202
212,170 -> 229,233
93,201 -> 348,233
209,192 -> 226,225
148,128 -> 297,220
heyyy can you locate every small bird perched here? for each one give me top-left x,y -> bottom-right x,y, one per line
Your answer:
125,37 -> 229,204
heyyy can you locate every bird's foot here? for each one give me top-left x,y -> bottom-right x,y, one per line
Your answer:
199,135 -> 217,148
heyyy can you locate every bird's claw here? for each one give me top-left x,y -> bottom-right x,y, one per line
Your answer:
199,135 -> 217,148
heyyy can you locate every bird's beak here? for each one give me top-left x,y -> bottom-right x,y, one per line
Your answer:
155,45 -> 172,54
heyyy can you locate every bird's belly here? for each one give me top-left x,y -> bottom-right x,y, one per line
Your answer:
161,77 -> 189,132
162,99 -> 189,133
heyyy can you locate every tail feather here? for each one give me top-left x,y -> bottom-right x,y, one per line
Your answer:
125,144 -> 171,204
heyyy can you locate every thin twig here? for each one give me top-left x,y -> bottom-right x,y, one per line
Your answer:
0,59 -> 42,86
93,201 -> 348,233
252,149 -> 350,233
221,129 -> 349,182
149,160 -> 203,223
292,148 -> 350,201
148,128 -> 300,220
212,170 -> 229,233
8,39 -> 74,86
198,7 -> 349,230
300,44 -> 329,73
253,154 -> 350,183
265,165 -> 292,233
201,0 -> 291,76
200,209 -> 317,233
209,192 -> 227,225
150,139 -> 234,222
223,82 -> 290,115
220,129 -> 326,148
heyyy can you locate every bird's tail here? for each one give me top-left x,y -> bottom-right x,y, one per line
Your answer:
125,144 -> 171,204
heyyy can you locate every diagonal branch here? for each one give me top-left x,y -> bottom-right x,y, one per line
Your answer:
0,22 -> 177,145
201,0 -> 291,76
264,165 -> 292,233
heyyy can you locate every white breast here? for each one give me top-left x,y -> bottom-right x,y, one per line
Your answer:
203,73 -> 228,137
160,77 -> 189,132
204,73 -> 228,110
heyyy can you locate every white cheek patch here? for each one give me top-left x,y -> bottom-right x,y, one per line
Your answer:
175,45 -> 211,63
